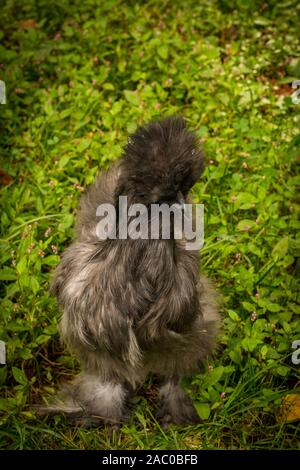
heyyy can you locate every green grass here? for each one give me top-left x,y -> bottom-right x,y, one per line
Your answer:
0,0 -> 300,450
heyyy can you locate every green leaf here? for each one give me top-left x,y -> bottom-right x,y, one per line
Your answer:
195,402 -> 210,420
16,256 -> 27,275
44,325 -> 58,335
260,345 -> 268,359
266,347 -> 281,359
59,109 -> 72,119
276,365 -> 290,377
42,255 -> 60,266
36,334 -> 51,345
103,82 -> 115,90
228,310 -> 240,322
0,398 -> 15,411
242,301 -> 256,312
5,285 -> 19,300
272,237 -> 289,260
77,139 -> 91,153
58,214 -> 74,231
258,299 -> 281,312
29,276 -> 40,294
157,45 -> 168,59
211,401 -> 221,410
124,90 -> 139,106
58,155 -> 70,169
241,337 -> 261,352
233,192 -> 257,211
206,366 -> 224,385
0,267 -> 17,281
12,367 -> 28,385
254,16 -> 271,26
229,349 -> 242,364
237,219 -> 256,232
19,273 -> 30,288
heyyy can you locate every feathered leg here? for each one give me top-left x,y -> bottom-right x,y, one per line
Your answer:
38,372 -> 128,428
156,376 -> 200,428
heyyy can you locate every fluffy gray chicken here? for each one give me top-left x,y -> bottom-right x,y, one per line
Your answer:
45,116 -> 220,428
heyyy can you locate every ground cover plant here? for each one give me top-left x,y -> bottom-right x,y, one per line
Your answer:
0,0 -> 299,450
